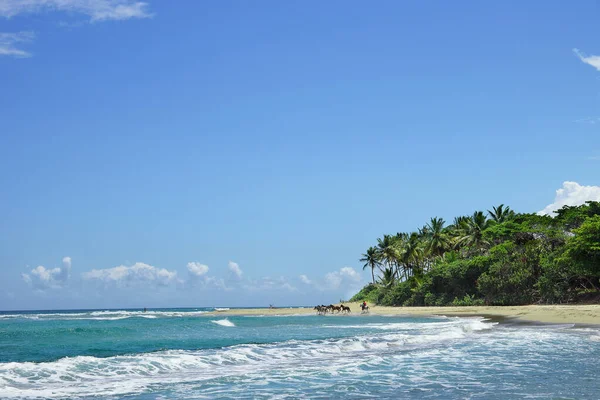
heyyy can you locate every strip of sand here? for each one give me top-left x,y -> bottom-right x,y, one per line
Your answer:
207,303 -> 600,325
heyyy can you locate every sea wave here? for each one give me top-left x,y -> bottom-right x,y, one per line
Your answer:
211,319 -> 235,327
0,317 -> 495,399
0,310 -> 206,321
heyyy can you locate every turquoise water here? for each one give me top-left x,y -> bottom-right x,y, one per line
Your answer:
1,308 -> 599,399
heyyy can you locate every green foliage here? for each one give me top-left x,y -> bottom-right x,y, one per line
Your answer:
349,283 -> 381,304
353,202 -> 600,307
451,294 -> 485,306
563,215 -> 600,278
477,241 -> 539,305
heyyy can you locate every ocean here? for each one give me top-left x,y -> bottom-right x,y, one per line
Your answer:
0,308 -> 599,399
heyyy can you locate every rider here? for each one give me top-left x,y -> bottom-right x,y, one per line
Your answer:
361,301 -> 367,310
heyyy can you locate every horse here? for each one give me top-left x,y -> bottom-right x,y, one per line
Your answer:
314,305 -> 328,315
330,305 -> 342,313
340,304 -> 351,314
360,303 -> 370,313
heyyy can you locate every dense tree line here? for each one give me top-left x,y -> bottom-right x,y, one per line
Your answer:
350,202 -> 600,306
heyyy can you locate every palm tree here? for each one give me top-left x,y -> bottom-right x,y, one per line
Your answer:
455,211 -> 491,251
377,235 -> 400,279
425,217 -> 452,258
379,267 -> 395,288
402,232 -> 425,276
487,204 -> 515,223
360,247 -> 380,284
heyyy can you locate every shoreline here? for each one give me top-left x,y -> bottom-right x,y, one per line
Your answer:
206,303 -> 600,325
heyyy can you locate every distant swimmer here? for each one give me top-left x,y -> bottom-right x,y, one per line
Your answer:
143,307 -> 147,313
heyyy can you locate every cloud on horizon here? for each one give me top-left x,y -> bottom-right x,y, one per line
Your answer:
187,262 -> 209,277
22,256 -> 72,289
573,48 -> 600,71
83,262 -> 179,287
538,181 -> 600,215
228,261 -> 243,279
243,276 -> 297,293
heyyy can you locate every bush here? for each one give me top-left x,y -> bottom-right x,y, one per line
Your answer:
451,294 -> 484,306
349,283 -> 381,304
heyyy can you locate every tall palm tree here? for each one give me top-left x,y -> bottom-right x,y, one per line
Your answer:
360,246 -> 380,284
402,232 -> 425,276
487,204 -> 515,223
425,217 -> 452,258
455,211 -> 491,251
377,235 -> 400,278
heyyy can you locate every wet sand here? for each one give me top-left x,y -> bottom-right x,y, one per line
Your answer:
207,303 -> 600,325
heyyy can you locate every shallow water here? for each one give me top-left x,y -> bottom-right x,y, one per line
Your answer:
0,308 -> 599,399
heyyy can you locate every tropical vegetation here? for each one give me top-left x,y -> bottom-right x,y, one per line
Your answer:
351,202 -> 600,306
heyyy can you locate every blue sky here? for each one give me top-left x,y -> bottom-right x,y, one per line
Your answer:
1,1 -> 600,310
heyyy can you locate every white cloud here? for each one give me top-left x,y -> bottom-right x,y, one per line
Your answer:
299,274 -> 312,284
228,261 -> 242,279
204,276 -> 229,291
0,0 -> 153,21
22,256 -> 72,289
244,276 -> 297,292
538,181 -> 600,215
187,262 -> 209,277
0,31 -> 34,58
574,48 -> 600,72
83,262 -> 178,286
186,262 -> 227,289
324,267 -> 362,290
575,117 -> 600,125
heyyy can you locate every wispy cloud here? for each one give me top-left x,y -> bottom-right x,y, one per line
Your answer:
243,276 -> 297,292
324,267 -> 362,290
588,156 -> 600,161
575,117 -> 600,125
573,48 -> 600,71
83,262 -> 179,287
0,0 -> 153,21
22,256 -> 72,289
0,31 -> 34,58
538,181 -> 600,216
0,1 -> 152,58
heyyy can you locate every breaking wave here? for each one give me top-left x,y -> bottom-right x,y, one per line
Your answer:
0,310 -> 206,321
0,317 -> 493,399
211,319 -> 236,327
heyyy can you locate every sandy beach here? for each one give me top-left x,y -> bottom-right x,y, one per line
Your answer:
207,303 -> 600,325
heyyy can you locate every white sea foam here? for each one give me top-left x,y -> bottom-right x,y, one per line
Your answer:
214,308 -> 230,311
2,317 -> 596,399
0,317 -> 498,399
0,310 -> 206,321
211,319 -> 235,327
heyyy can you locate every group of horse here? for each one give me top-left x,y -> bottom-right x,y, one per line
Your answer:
313,304 -> 351,315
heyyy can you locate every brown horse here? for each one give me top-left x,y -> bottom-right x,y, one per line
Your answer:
340,304 -> 351,313
314,305 -> 327,315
